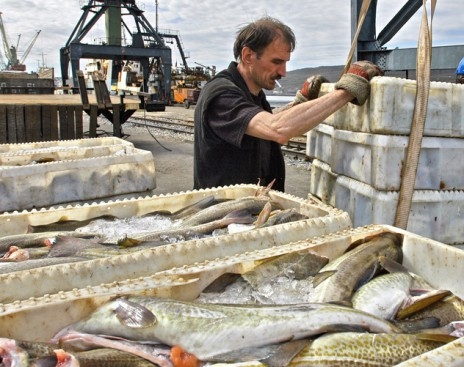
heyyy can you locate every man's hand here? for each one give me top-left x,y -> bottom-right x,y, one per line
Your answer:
335,60 -> 384,105
294,75 -> 329,104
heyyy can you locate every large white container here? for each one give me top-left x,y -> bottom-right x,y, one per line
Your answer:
0,224 -> 462,367
305,122 -> 334,164
309,158 -> 464,245
307,123 -> 464,191
0,138 -> 156,212
331,128 -> 464,191
0,136 -> 133,154
320,77 -> 464,137
0,184 -> 352,302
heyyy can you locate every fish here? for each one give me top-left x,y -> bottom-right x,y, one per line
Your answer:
311,232 -> 403,304
0,232 -> 103,254
54,296 -> 400,363
161,195 -> 228,220
47,236 -> 107,258
258,208 -> 308,228
242,250 -> 329,289
0,338 -> 30,367
119,209 -> 255,245
290,332 -> 447,367
1,246 -> 30,261
57,331 -> 173,367
351,271 -> 413,320
402,295 -> 464,327
178,196 -> 280,228
52,347 -> 167,367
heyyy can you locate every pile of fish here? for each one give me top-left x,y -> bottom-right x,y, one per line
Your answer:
1,231 -> 463,366
0,193 -> 308,275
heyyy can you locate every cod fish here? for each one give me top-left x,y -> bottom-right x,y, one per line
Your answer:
352,271 -> 413,320
403,295 -> 464,327
242,250 -> 329,289
290,332 -> 447,367
54,296 -> 400,363
311,232 -> 402,304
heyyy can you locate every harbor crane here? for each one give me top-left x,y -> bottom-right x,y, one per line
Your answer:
0,12 -> 41,71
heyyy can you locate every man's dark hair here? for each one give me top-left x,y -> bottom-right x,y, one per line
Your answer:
233,16 -> 296,61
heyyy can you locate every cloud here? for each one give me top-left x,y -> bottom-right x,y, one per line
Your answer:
1,0 -> 462,74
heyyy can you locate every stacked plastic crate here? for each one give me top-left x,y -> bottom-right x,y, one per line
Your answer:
307,77 -> 464,244
0,137 -> 156,212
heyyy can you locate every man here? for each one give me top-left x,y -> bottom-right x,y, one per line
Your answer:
193,16 -> 383,192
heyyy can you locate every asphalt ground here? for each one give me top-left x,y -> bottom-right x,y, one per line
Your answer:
93,105 -> 312,200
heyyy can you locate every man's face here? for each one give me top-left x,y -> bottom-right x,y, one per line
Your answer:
250,36 -> 291,91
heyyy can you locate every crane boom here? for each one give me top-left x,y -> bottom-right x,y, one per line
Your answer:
0,13 -> 41,71
0,12 -> 14,64
20,30 -> 41,64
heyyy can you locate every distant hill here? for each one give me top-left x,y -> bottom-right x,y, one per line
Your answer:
276,65 -> 457,95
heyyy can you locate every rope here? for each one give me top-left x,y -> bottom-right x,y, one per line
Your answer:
342,0 -> 372,76
394,0 -> 436,229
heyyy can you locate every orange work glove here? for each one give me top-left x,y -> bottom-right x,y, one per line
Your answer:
294,75 -> 329,104
335,60 -> 384,105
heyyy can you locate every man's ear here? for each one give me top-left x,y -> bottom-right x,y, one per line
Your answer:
241,46 -> 256,65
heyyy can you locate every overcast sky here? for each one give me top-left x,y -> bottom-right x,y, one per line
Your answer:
1,0 -> 462,74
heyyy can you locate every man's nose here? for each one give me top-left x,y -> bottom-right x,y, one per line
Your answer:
278,63 -> 287,77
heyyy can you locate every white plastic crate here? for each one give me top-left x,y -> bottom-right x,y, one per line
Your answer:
331,128 -> 464,191
0,143 -> 156,212
305,122 -> 333,163
319,77 -> 464,137
0,184 -> 352,303
0,224 -> 462,367
309,158 -> 464,245
0,136 -> 134,154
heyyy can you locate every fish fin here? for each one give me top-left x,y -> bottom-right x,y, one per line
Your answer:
171,195 -> 217,219
222,209 -> 255,225
396,290 -> 452,319
117,236 -> 142,248
393,317 -> 441,333
114,298 -> 157,328
254,202 -> 273,228
207,339 -> 309,366
312,270 -> 337,287
255,178 -> 276,197
260,339 -> 311,367
379,255 -> 408,273
415,333 -> 458,344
